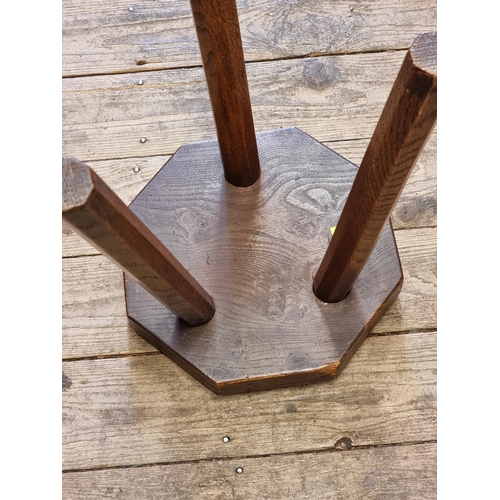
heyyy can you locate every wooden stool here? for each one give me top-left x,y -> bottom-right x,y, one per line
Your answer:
62,1 -> 436,394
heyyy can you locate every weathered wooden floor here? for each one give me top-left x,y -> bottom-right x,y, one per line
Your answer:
62,1 -> 437,498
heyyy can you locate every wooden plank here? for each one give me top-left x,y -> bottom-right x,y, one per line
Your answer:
62,133 -> 436,257
62,0 -> 436,77
373,228 -> 436,335
63,226 -> 436,359
62,442 -> 436,499
63,51 -> 414,162
62,332 -> 436,470
62,254 -> 152,358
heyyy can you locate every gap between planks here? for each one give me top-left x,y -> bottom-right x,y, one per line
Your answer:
62,0 -> 435,77
61,442 -> 436,499
58,138 -> 373,165
62,47 -> 410,80
62,51 -> 415,161
62,439 -> 437,474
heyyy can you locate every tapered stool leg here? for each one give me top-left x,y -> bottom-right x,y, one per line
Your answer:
190,0 -> 261,187
314,31 -> 437,303
62,156 -> 215,326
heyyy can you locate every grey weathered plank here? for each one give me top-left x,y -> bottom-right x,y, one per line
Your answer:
62,331 -> 436,470
63,51 -> 413,162
62,253 -> 149,358
62,0 -> 436,77
62,442 -> 436,499
62,132 -> 436,257
374,228 -> 436,334
62,226 -> 435,359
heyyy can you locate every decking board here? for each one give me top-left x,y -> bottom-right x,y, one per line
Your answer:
62,0 -> 437,493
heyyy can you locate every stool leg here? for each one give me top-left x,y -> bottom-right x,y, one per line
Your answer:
314,31 -> 437,303
62,156 -> 215,326
190,0 -> 261,187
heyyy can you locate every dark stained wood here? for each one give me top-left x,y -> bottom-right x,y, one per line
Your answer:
62,442 -> 436,499
62,156 -> 215,327
62,332 -> 436,470
190,0 -> 260,187
313,31 -> 437,303
124,128 -> 403,394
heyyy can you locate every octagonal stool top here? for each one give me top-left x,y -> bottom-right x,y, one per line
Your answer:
124,127 -> 403,394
